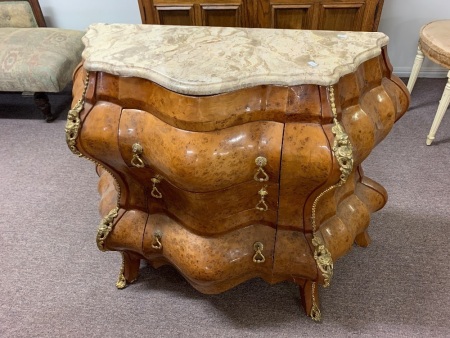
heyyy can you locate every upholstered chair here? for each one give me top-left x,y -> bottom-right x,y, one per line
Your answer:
0,0 -> 84,121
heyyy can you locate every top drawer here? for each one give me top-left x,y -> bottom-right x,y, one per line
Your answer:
118,109 -> 284,193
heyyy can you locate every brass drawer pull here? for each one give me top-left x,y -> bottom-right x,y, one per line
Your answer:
131,143 -> 145,168
253,242 -> 265,263
151,175 -> 163,199
152,231 -> 162,250
254,156 -> 269,182
255,186 -> 268,211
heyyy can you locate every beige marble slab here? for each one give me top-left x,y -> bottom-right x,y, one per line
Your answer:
82,23 -> 389,95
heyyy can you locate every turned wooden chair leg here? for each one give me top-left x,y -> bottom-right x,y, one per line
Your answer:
116,251 -> 141,289
426,70 -> 450,145
296,279 -> 321,321
33,92 -> 56,122
407,46 -> 424,93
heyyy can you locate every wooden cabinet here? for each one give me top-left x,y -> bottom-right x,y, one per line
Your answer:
69,24 -> 410,321
137,0 -> 384,31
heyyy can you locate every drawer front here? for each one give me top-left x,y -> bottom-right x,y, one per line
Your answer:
141,213 -> 275,293
118,109 -> 284,192
148,179 -> 279,235
277,123 -> 333,230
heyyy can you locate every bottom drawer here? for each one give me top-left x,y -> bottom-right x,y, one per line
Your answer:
142,213 -> 276,294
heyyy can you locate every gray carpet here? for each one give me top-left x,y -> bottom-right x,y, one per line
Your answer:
1,78 -> 449,338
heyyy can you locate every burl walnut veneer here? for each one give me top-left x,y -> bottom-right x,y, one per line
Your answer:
66,24 -> 409,321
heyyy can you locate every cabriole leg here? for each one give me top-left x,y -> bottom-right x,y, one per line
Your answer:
296,279 -> 321,321
355,230 -> 372,247
116,251 -> 141,289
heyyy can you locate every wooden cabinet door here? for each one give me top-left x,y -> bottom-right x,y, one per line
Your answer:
261,0 -> 382,31
319,0 -> 384,31
138,0 -> 383,30
200,3 -> 245,26
268,2 -> 316,29
138,0 -> 247,27
154,4 -> 196,26
317,1 -> 366,31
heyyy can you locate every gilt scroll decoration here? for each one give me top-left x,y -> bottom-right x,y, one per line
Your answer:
64,71 -> 122,253
309,85 -> 354,321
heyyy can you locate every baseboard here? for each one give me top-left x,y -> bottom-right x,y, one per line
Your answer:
394,67 -> 448,78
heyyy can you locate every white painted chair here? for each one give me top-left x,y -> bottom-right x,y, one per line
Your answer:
407,20 -> 450,145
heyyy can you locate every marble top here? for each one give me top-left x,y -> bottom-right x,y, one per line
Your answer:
82,23 -> 389,95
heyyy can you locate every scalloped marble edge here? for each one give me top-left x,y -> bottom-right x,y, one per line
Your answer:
81,23 -> 389,96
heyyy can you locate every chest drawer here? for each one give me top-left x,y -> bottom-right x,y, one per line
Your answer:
141,212 -> 276,293
118,109 -> 284,192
